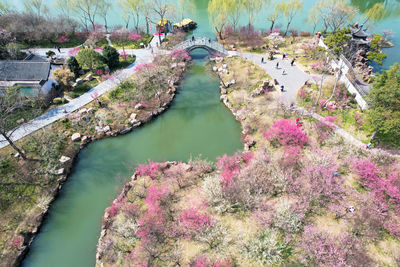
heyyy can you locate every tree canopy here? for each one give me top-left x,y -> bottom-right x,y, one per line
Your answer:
76,48 -> 105,71
367,63 -> 400,147
276,0 -> 303,36
208,0 -> 229,40
102,45 -> 120,69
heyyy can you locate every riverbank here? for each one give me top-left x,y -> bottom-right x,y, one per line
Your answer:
96,56 -> 400,266
0,53 -> 188,266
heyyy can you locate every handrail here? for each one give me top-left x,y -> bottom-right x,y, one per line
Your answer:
172,37 -> 227,54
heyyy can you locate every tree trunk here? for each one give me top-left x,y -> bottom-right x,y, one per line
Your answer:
1,133 -> 27,160
104,17 -> 108,33
314,76 -> 325,106
146,17 -> 150,35
270,20 -> 275,31
284,21 -> 292,36
324,70 -> 341,107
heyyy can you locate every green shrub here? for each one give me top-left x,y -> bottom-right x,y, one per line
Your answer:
46,50 -> 56,58
103,45 -> 120,69
76,48 -> 105,71
67,56 -> 80,76
53,97 -> 62,105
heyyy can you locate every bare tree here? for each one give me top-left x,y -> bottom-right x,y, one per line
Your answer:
120,0 -> 143,33
99,0 -> 111,33
0,88 -> 36,160
151,0 -> 175,44
317,0 -> 358,33
23,0 -> 49,19
0,0 -> 12,15
70,0 -> 102,31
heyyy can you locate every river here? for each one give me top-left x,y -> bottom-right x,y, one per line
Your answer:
22,51 -> 242,267
18,0 -> 400,266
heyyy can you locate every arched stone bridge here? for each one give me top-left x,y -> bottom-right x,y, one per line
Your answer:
172,37 -> 228,55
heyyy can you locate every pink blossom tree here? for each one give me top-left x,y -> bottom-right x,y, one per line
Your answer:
264,119 -> 308,147
135,160 -> 161,178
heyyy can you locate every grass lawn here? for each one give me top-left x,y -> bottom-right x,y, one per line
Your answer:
95,38 -> 109,47
67,79 -> 99,99
20,36 -> 85,49
111,34 -> 153,49
117,55 -> 136,69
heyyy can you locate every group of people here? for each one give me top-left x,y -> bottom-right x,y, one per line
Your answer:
191,36 -> 212,44
260,52 -> 297,92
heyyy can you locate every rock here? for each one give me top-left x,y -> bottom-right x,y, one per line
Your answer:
71,133 -> 81,142
135,103 -> 144,110
14,153 -> 20,158
222,64 -> 228,69
86,73 -> 93,80
78,108 -> 87,114
132,122 -> 141,128
130,113 -> 137,120
71,82 -> 77,87
170,63 -> 177,68
59,156 -> 71,163
120,127 -> 132,135
103,125 -> 111,132
95,126 -> 103,132
81,136 -> 88,143
221,87 -> 227,95
212,66 -> 218,72
218,67 -> 223,72
56,168 -> 64,175
16,118 -> 25,124
76,78 -> 84,84
215,57 -> 223,63
177,62 -> 186,68
230,79 -> 236,85
87,108 -> 95,114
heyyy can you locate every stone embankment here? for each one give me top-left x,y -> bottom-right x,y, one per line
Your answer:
11,61 -> 188,267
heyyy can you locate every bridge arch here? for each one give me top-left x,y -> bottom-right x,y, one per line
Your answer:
172,37 -> 228,56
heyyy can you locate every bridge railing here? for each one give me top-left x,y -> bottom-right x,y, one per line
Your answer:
172,37 -> 227,54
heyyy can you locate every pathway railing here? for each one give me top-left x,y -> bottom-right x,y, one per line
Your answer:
172,37 -> 227,54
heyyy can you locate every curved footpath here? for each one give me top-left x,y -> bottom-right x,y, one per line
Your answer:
0,35 -> 164,149
1,41 -> 397,156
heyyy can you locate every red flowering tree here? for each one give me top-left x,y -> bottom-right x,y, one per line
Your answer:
135,160 -> 161,178
176,206 -> 214,238
264,119 -> 308,147
216,152 -> 253,187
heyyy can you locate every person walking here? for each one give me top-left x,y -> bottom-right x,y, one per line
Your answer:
276,62 -> 279,69
261,57 -> 264,63
291,58 -> 295,66
57,46 -> 61,53
192,36 -> 195,42
281,85 -> 284,92
282,69 -> 287,75
274,79 -> 278,85
282,53 -> 286,59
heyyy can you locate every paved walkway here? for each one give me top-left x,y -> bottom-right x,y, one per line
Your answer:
0,35 -> 165,149
230,52 -> 311,106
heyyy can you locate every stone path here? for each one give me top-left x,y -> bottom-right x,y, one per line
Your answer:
0,34 -> 165,149
230,51 -> 311,106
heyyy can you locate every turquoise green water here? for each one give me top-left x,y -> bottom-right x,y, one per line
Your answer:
12,0 -> 400,69
22,51 -> 242,267
17,0 -> 400,265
